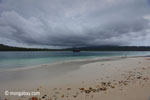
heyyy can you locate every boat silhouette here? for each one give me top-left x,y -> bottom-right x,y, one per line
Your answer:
72,49 -> 80,52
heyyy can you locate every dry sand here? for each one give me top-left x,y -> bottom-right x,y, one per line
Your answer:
0,56 -> 150,100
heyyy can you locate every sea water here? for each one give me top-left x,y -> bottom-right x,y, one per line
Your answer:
0,51 -> 150,69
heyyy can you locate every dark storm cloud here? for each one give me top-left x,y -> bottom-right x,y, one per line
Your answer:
0,0 -> 150,48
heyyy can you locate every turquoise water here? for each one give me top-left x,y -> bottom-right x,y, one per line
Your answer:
0,51 -> 150,69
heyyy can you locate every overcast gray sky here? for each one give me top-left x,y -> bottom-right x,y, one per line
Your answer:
0,0 -> 150,48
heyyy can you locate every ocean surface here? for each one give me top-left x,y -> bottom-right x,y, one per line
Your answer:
0,51 -> 150,69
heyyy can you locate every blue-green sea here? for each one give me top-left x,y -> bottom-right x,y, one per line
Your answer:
0,51 -> 150,69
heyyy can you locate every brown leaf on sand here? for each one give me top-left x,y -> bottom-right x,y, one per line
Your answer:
85,90 -> 91,94
101,82 -> 106,86
79,88 -> 85,91
99,87 -> 107,91
61,95 -> 64,98
29,97 -> 38,100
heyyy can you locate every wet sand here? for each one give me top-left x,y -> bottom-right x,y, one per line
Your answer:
0,56 -> 150,100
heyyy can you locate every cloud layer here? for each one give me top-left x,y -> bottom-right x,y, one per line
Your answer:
0,0 -> 150,48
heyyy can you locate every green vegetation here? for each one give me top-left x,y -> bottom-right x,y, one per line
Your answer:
69,46 -> 150,51
0,44 -> 57,51
1,44 -> 150,51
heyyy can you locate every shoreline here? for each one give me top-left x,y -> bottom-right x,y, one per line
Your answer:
0,56 -> 121,72
0,56 -> 150,100
0,55 -> 149,72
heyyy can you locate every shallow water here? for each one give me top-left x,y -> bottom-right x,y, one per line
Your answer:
0,51 -> 150,69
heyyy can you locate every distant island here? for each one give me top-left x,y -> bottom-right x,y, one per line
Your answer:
0,44 -> 57,51
1,44 -> 150,51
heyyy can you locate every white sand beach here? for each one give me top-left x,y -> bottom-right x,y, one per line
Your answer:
0,56 -> 150,100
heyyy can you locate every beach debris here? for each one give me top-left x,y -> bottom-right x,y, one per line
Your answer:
67,88 -> 71,90
61,94 -> 64,98
137,76 -> 142,79
85,90 -> 91,94
79,88 -> 85,91
73,95 -> 77,98
28,97 -> 38,100
55,92 -> 60,94
110,85 -> 115,88
99,87 -> 107,91
142,67 -> 147,70
42,94 -> 47,99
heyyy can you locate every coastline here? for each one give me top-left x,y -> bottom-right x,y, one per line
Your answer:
0,55 -> 147,72
0,56 -> 150,100
0,56 -> 123,72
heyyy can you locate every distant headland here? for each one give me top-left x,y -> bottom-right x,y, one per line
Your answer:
1,44 -> 150,51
